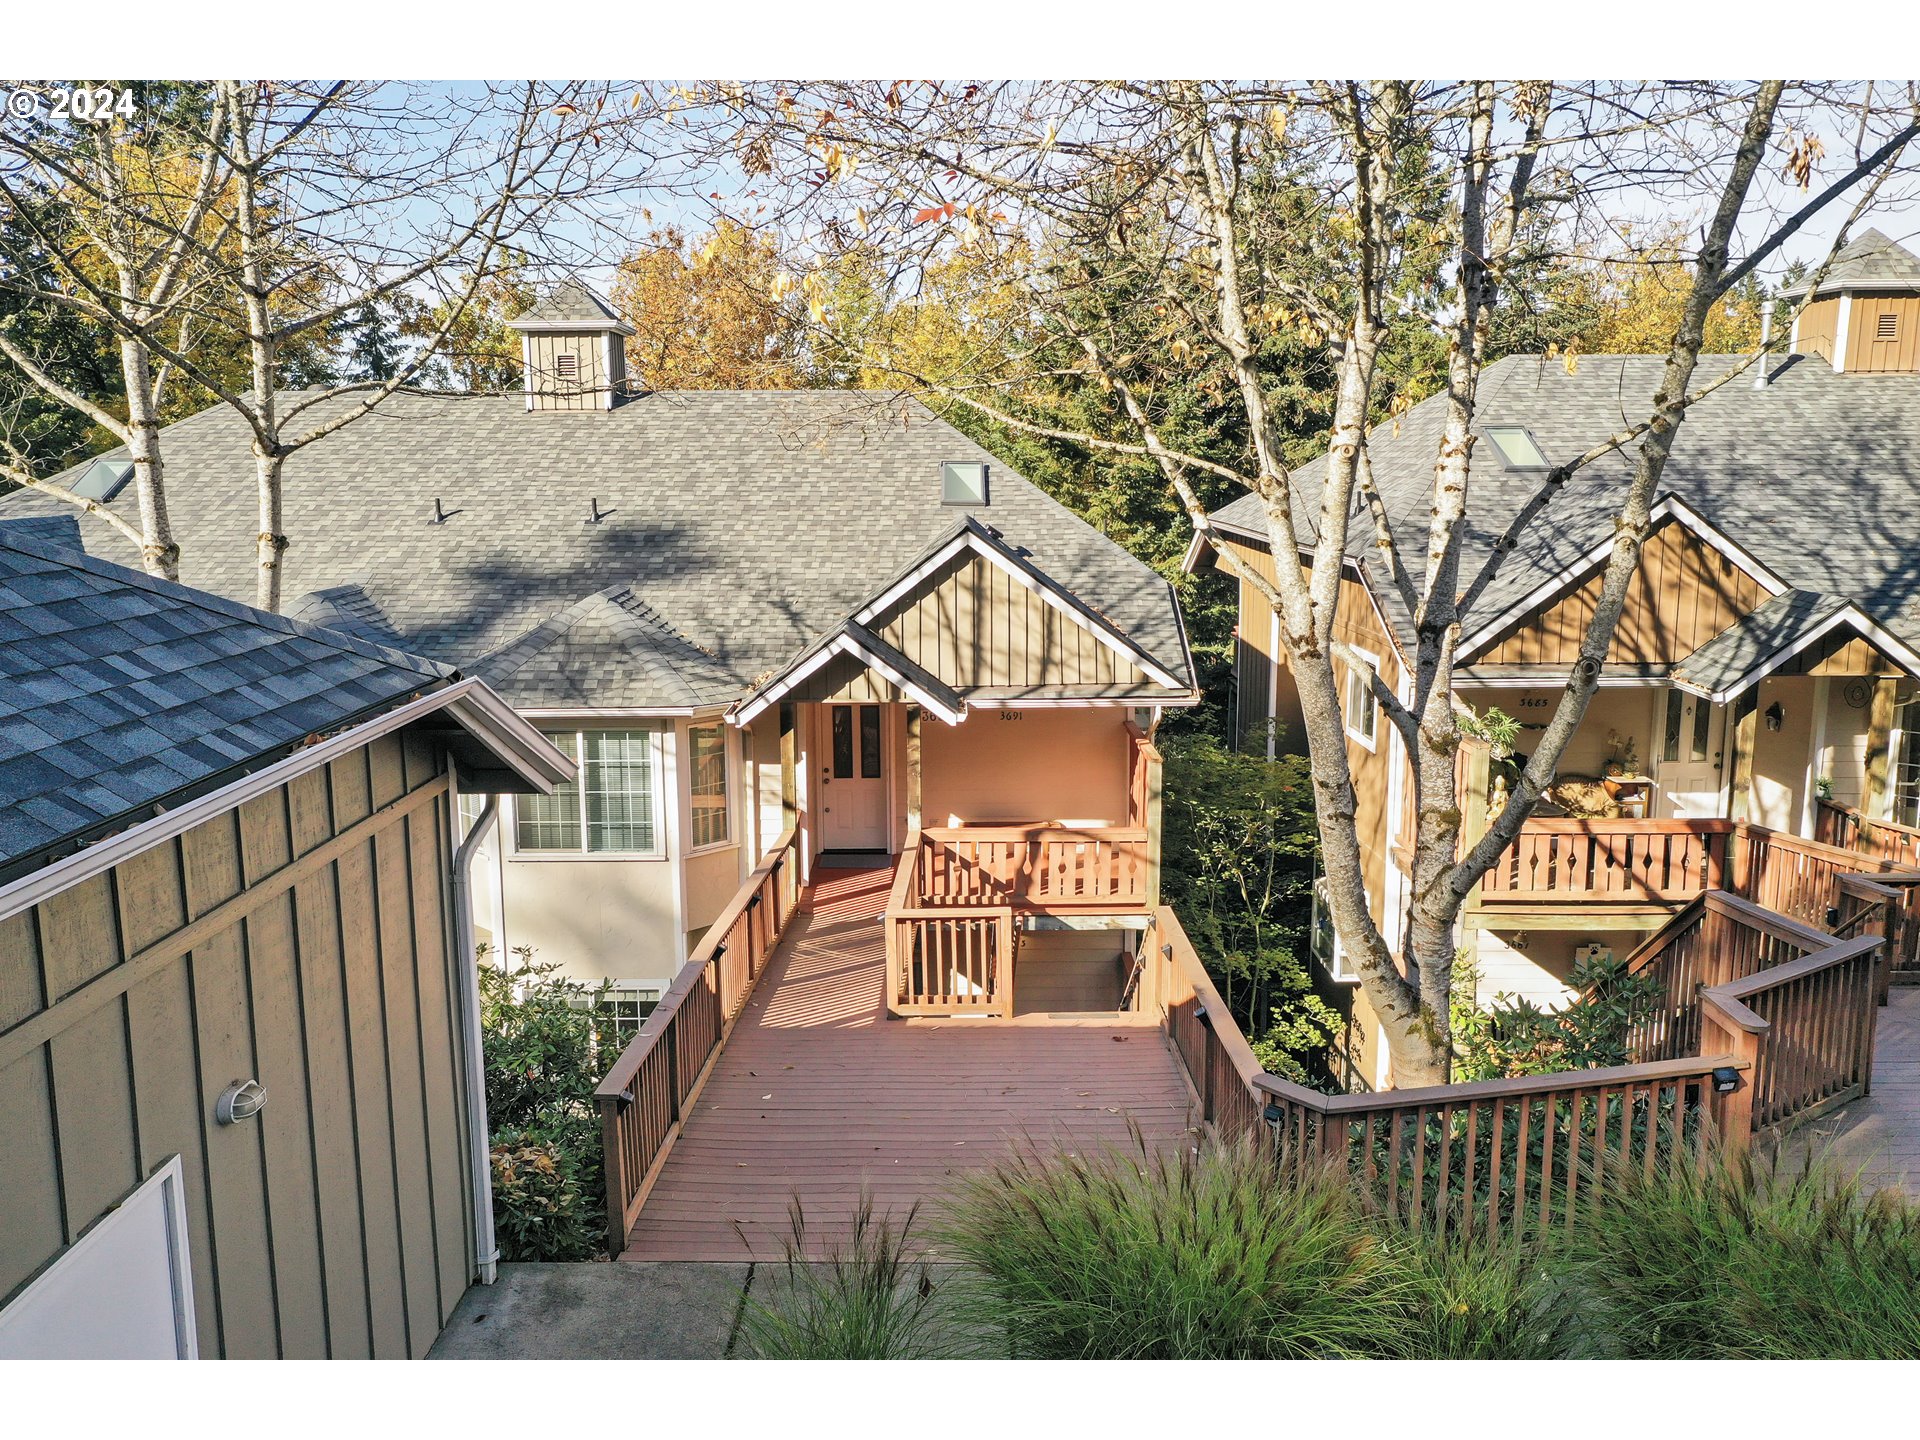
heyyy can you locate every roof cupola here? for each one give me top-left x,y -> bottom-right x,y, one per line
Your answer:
507,280 -> 636,411
1782,228 -> 1920,375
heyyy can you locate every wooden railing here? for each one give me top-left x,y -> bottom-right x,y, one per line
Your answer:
1735,823 -> 1887,927
885,830 -> 1016,1016
594,828 -> 801,1254
1816,796 -> 1920,867
1149,873 -> 1891,1240
1476,818 -> 1732,904
915,825 -> 1152,911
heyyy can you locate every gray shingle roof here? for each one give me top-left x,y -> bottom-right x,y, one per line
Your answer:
473,585 -> 740,708
0,529 -> 453,872
508,279 -> 636,335
1671,590 -> 1852,699
1779,228 -> 1920,299
1207,353 -> 1920,661
1,391 -> 1192,709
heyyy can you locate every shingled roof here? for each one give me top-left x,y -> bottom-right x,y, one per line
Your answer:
0,391 -> 1194,711
0,528 -> 454,873
1779,228 -> 1920,300
508,278 -> 637,334
1204,352 -> 1920,664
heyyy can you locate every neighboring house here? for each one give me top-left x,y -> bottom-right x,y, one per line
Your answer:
0,281 -> 1198,1024
1191,227 -> 1920,1088
0,529 -> 572,1358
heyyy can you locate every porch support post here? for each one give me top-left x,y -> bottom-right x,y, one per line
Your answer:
905,705 -> 922,832
1728,690 -> 1758,823
1144,735 -> 1164,909
1867,678 -> 1899,819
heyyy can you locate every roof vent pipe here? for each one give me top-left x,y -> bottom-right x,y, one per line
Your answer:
1754,296 -> 1773,390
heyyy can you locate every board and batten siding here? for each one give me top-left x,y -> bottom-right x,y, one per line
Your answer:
1795,293 -> 1920,373
1216,534 -> 1307,754
1474,519 -> 1769,667
524,330 -> 623,411
0,730 -> 476,1359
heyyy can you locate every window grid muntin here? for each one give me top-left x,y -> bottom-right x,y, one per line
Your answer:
688,723 -> 730,849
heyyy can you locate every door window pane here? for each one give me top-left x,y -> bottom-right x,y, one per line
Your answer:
688,724 -> 730,849
516,732 -> 583,850
831,705 -> 854,778
585,730 -> 656,852
1690,695 -> 1712,763
1663,691 -> 1684,764
860,705 -> 882,778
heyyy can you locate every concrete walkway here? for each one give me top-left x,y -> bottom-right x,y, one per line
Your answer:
428,1263 -> 750,1360
1789,986 -> 1920,1192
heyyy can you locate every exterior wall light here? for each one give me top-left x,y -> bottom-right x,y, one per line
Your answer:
1764,701 -> 1786,732
215,1078 -> 268,1125
1711,1067 -> 1742,1095
1194,1004 -> 1213,1032
1262,1100 -> 1285,1126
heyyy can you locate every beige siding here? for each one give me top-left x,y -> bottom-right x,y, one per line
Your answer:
1477,520 -> 1768,667
786,650 -> 904,705
921,708 -> 1132,826
1844,294 -> 1920,373
871,553 -> 1148,690
524,331 -> 612,411
0,731 -> 475,1359
1797,296 -> 1840,363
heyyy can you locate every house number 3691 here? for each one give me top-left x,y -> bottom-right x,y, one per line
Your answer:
999,710 -> 1023,720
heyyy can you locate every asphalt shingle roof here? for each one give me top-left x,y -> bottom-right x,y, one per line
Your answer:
1208,353 -> 1920,662
1780,228 -> 1920,299
0,529 -> 453,870
0,391 -> 1192,709
1670,590 -> 1852,698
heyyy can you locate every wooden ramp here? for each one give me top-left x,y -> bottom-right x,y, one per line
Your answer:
622,865 -> 1197,1261
1791,987 -> 1920,1193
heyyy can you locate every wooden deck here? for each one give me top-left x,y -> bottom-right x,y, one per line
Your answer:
1790,987 -> 1920,1193
621,864 -> 1198,1260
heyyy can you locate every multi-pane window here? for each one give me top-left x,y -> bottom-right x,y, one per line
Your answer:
515,729 -> 660,855
595,985 -> 661,1045
688,724 -> 731,849
1892,697 -> 1920,828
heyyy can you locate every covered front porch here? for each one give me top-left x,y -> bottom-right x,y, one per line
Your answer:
618,864 -> 1196,1260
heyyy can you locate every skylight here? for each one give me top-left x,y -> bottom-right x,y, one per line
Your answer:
1482,426 -> 1552,471
69,459 -> 134,502
942,462 -> 989,506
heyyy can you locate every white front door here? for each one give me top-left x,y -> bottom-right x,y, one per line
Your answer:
0,1157 -> 197,1359
821,703 -> 888,851
1656,688 -> 1726,818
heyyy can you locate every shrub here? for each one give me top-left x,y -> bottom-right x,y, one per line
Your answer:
1556,1144 -> 1920,1359
938,1128 -> 1406,1359
490,1129 -> 604,1264
737,1193 -> 955,1359
477,946 -> 620,1260
1451,947 -> 1664,1081
1386,1235 -> 1572,1359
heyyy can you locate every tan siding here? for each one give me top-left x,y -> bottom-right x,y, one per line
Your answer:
870,553 -> 1145,690
1797,296 -> 1839,363
1845,294 -> 1920,373
1333,574 -> 1406,929
0,730 -> 475,1359
524,331 -> 608,411
1477,520 -> 1767,667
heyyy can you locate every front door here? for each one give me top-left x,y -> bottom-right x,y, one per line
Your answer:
821,703 -> 888,851
1656,688 -> 1726,818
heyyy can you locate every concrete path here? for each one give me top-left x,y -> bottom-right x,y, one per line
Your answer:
1789,986 -> 1920,1192
428,1263 -> 750,1360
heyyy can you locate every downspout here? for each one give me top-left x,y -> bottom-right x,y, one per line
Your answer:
453,786 -> 502,1284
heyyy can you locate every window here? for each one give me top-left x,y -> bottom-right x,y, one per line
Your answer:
1343,652 -> 1379,748
941,461 -> 989,506
595,984 -> 661,1045
1482,426 -> 1552,471
1310,878 -> 1360,984
514,729 -> 661,855
70,458 -> 134,502
1893,696 -> 1920,828
688,723 -> 731,850
1878,311 -> 1900,341
554,352 -> 579,380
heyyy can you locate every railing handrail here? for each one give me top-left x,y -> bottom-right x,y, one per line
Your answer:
1249,1052 -> 1745,1116
1702,933 -> 1886,1033
1152,904 -> 1266,1091
1503,816 -> 1736,834
1699,886 -> 1835,949
595,826 -> 797,1102
1819,795 -> 1920,844
920,823 -> 1150,842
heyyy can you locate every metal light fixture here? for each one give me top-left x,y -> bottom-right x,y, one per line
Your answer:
1262,1100 -> 1285,1126
1764,701 -> 1786,733
1195,1004 -> 1214,1032
215,1078 -> 268,1125
1711,1066 -> 1742,1095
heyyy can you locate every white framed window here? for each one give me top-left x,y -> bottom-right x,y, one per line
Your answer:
595,983 -> 663,1044
687,723 -> 731,851
514,728 -> 663,857
1310,877 -> 1360,984
1343,649 -> 1380,750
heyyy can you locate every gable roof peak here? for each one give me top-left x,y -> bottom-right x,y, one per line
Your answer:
1780,226 -> 1920,299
